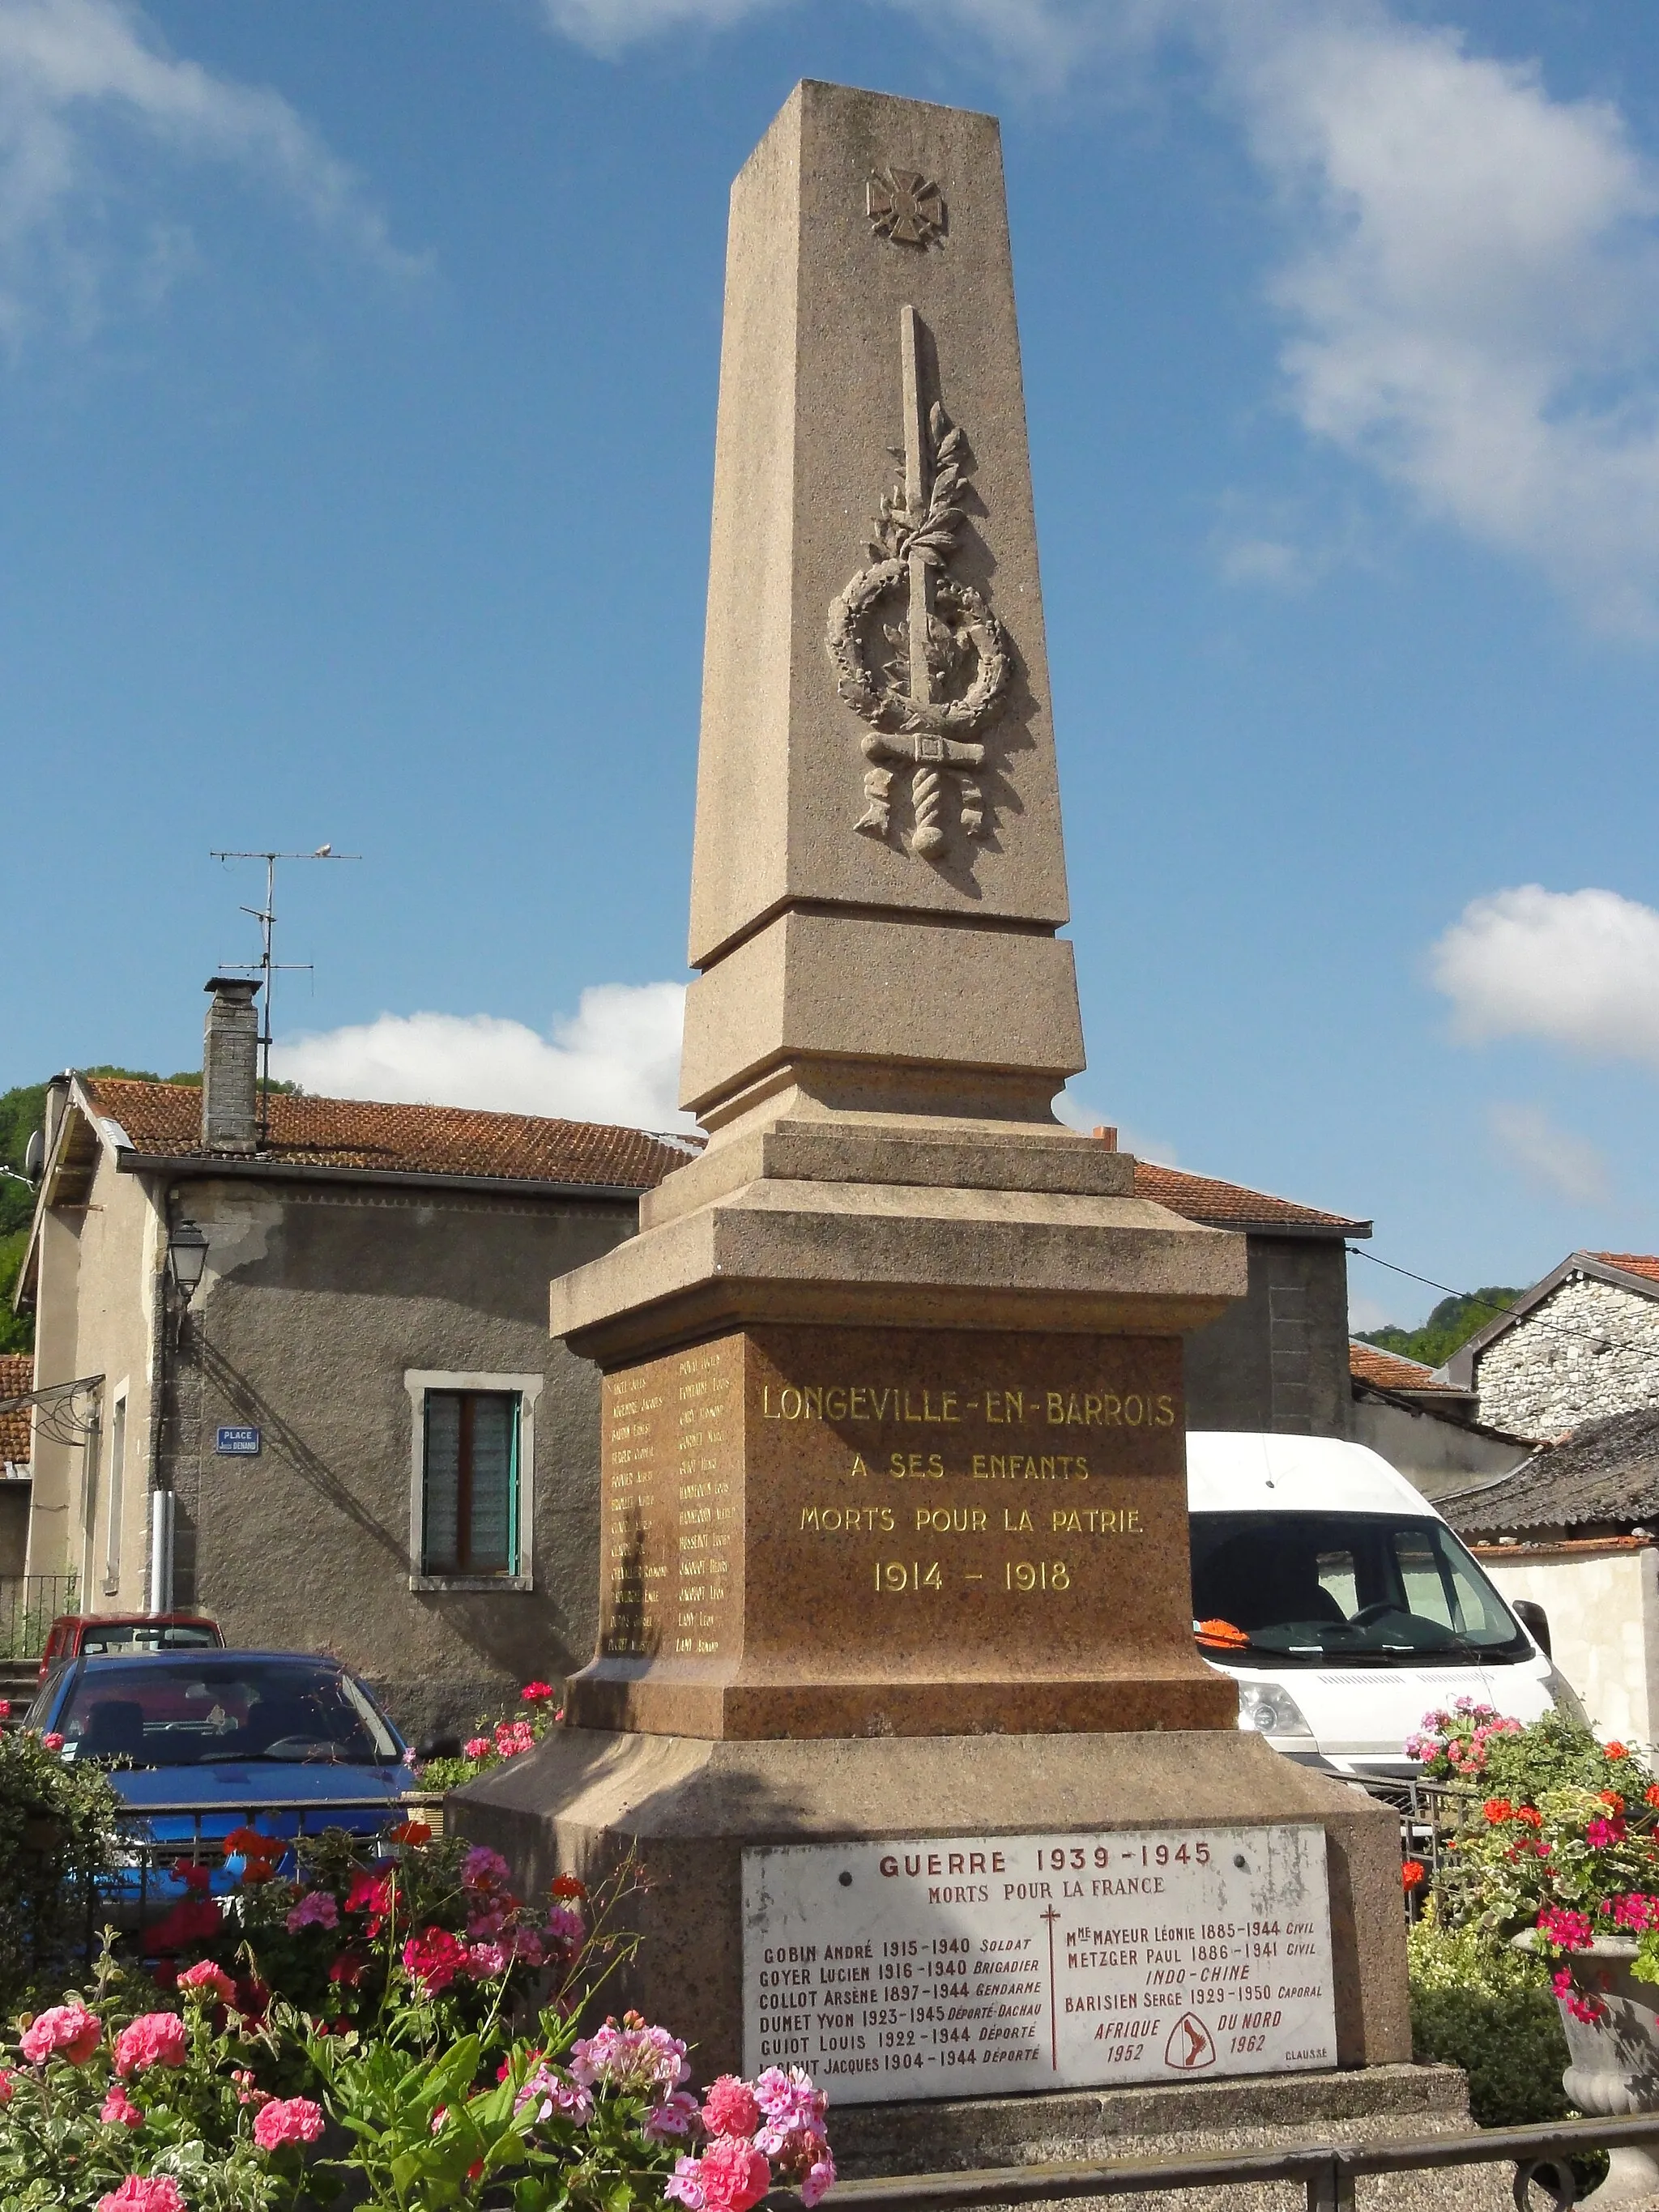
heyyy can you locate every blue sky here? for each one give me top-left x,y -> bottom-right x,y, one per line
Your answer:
5,0 -> 1659,1328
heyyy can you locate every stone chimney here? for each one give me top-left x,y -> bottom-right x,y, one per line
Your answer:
201,978 -> 262,1155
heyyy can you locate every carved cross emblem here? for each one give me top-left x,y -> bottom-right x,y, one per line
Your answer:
867,168 -> 945,249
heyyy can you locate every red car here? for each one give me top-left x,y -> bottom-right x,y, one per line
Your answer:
37,1612 -> 223,1684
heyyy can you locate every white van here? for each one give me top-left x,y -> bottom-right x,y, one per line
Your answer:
1187,1432 -> 1587,1780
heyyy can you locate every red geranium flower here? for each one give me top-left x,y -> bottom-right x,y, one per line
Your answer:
1401,1860 -> 1427,1890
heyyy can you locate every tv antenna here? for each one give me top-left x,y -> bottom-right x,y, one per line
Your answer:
211,846 -> 361,1144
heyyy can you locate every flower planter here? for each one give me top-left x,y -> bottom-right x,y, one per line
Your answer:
1552,1938 -> 1659,2203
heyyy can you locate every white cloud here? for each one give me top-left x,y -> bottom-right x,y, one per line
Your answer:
1431,884 -> 1659,1069
537,0 -> 781,55
271,982 -> 695,1133
1490,1101 -> 1611,1206
0,0 -> 411,340
529,0 -> 1659,630
1208,1 -> 1659,633
1346,1289 -> 1396,1333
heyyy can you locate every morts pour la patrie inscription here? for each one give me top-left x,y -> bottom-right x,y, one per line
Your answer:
564,1324 -> 1218,1741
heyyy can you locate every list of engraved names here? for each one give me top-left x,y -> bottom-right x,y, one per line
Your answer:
603,1339 -> 740,1661
742,1827 -> 1336,2103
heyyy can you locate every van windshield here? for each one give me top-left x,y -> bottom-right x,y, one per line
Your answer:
1189,1511 -> 1529,1667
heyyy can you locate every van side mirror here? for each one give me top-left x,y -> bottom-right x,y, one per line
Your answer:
1512,1598 -> 1552,1659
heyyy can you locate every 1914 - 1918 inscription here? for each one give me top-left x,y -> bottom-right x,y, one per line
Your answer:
743,1826 -> 1336,2102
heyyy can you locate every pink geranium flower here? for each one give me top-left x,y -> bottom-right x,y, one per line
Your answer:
0,2069 -> 11,2103
702,2076 -> 761,2138
253,2095 -> 326,2150
403,1925 -> 467,1994
516,2065 -> 595,2127
464,1736 -> 492,1761
462,1845 -> 512,1890
286,1891 -> 340,1933
20,2003 -> 101,2065
100,2084 -> 145,2129
96,2180 -> 186,2212
571,2014 -> 690,2095
177,1960 -> 235,2006
1537,1906 -> 1596,1951
647,2091 -> 701,2139
697,2138 -> 773,2212
114,2012 -> 189,2078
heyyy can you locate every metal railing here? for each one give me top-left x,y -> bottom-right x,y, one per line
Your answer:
1354,1774 -> 1478,1916
790,2110 -> 1659,2211
0,1573 -> 76,1660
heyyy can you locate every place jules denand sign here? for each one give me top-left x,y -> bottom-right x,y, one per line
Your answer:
595,1323 -> 1189,1719
743,1826 -> 1337,2102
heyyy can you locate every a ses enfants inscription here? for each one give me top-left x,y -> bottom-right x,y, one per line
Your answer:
742,1826 -> 1336,2103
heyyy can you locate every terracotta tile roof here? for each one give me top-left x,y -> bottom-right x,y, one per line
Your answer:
1591,1254 -> 1659,1285
1132,1161 -> 1367,1233
0,1354 -> 32,1468
1349,1342 -> 1460,1395
80,1078 -> 692,1192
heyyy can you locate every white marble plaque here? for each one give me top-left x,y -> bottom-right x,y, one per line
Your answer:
742,1826 -> 1336,2103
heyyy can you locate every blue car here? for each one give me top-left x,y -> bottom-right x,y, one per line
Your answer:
26,1650 -> 417,1924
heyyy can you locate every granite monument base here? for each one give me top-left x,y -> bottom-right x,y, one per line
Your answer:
452,1726 -> 1410,2083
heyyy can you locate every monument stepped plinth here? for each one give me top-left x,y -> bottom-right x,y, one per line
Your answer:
458,79 -> 1418,2133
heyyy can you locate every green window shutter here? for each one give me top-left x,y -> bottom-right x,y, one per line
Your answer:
422,1389 -> 519,1577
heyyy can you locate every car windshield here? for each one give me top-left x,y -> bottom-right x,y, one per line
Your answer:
76,1625 -> 220,1657
55,1658 -> 402,1767
1190,1511 -> 1529,1666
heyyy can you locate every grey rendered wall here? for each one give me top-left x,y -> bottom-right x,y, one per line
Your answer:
1349,1397 -> 1529,1500
164,1178 -> 635,1743
1183,1234 -> 1352,1438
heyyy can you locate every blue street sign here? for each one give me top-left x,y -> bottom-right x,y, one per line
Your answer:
215,1426 -> 262,1456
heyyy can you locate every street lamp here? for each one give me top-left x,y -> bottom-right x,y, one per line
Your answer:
166,1219 -> 209,1304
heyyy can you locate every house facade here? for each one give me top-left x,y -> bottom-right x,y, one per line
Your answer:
14,980 -> 688,1741
1444,1252 -> 1659,1443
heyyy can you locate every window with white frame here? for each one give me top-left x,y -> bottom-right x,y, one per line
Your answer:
405,1370 -> 542,1591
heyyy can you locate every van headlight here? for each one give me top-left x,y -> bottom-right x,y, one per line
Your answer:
1543,1664 -> 1590,1729
1236,1679 -> 1315,1741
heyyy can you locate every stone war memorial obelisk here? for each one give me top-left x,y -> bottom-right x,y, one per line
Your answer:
460,79 -> 1439,2167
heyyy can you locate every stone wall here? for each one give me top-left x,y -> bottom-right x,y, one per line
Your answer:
1475,1274 -> 1659,1441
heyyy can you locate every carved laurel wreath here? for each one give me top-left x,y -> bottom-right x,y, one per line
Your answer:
825,405 -> 1010,742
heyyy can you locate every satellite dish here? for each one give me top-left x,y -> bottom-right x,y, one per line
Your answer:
23,1130 -> 43,1181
